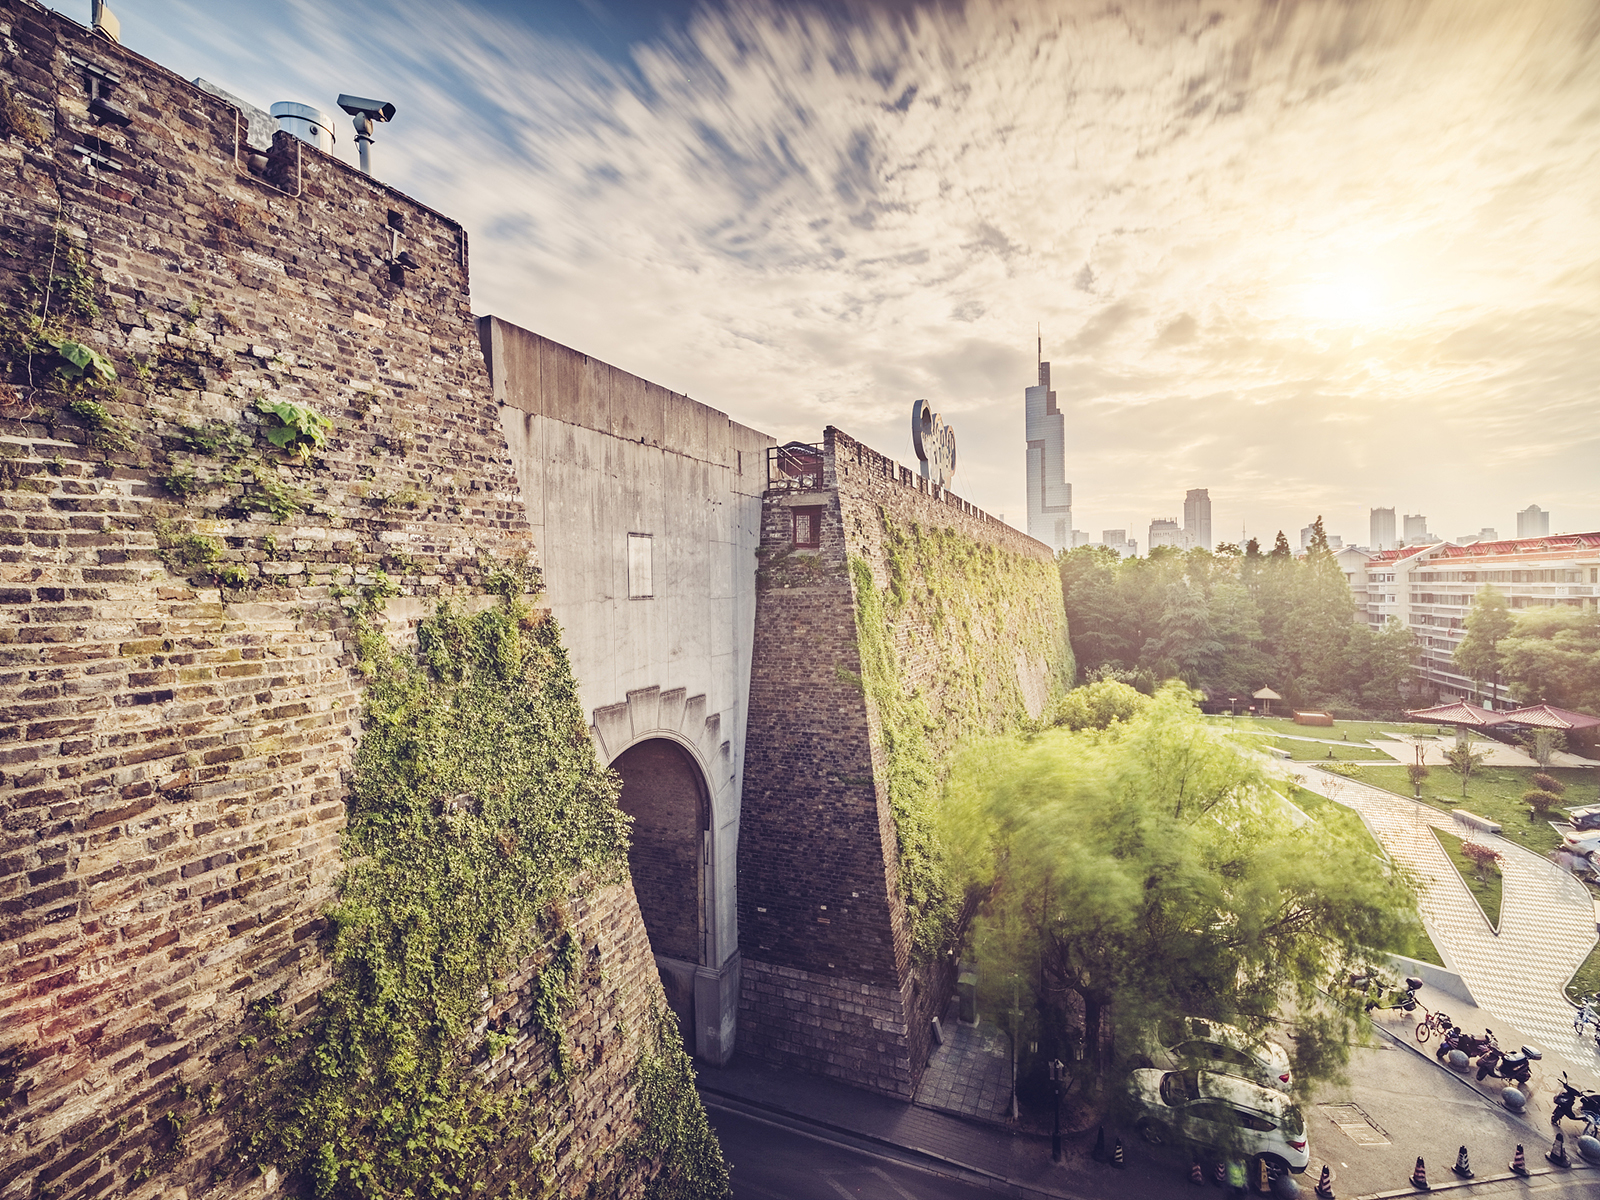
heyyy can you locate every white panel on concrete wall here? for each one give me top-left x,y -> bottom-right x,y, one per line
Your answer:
628,533 -> 653,598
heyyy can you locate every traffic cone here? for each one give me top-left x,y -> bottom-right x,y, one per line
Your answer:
1547,1133 -> 1571,1168
1091,1126 -> 1107,1162
1189,1156 -> 1204,1185
1212,1160 -> 1226,1187
1110,1139 -> 1126,1169
1509,1144 -> 1529,1176
1314,1164 -> 1336,1198
1451,1145 -> 1473,1178
1409,1156 -> 1431,1191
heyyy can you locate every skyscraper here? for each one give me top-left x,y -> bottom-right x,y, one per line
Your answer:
1517,504 -> 1550,538
1370,507 -> 1396,551
1025,342 -> 1071,552
1149,518 -> 1182,549
1183,489 -> 1211,552
1403,513 -> 1430,545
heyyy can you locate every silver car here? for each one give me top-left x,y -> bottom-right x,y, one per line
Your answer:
1148,1017 -> 1293,1093
1129,1067 -> 1310,1178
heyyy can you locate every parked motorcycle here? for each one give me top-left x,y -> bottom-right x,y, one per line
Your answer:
1436,1027 -> 1493,1062
1551,1072 -> 1600,1134
1475,1039 -> 1540,1085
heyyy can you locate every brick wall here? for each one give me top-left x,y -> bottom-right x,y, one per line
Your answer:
738,427 -> 1063,1098
0,4 -> 680,1196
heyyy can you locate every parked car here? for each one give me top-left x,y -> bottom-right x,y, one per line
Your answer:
1129,1067 -> 1310,1179
1143,1017 -> 1293,1093
1566,805 -> 1600,832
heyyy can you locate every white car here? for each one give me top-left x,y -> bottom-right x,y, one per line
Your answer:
1147,1017 -> 1294,1093
1129,1067 -> 1310,1177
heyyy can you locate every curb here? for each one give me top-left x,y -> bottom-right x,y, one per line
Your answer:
1356,1159 -> 1595,1199
697,1087 -> 1096,1200
1364,1015 -> 1525,1114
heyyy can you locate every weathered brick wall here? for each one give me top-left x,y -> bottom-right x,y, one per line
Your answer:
0,4 -> 682,1197
739,427 -> 1063,1098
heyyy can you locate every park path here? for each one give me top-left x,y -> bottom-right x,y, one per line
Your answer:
1289,765 -> 1600,1071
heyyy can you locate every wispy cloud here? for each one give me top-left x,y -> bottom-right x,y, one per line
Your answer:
118,0 -> 1600,543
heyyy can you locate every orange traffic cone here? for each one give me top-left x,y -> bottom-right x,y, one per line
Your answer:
1212,1161 -> 1226,1187
1510,1144 -> 1529,1176
1110,1139 -> 1126,1169
1189,1157 -> 1204,1185
1314,1164 -> 1336,1198
1451,1145 -> 1473,1179
1410,1156 -> 1431,1191
1548,1132 -> 1571,1168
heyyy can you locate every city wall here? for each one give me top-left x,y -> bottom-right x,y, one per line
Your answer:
0,4 -> 690,1196
738,427 -> 1069,1097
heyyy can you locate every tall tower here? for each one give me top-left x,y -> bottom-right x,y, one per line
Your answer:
1517,504 -> 1549,538
1183,488 -> 1211,552
1025,338 -> 1071,552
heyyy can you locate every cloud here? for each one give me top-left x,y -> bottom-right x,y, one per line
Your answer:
118,0 -> 1600,543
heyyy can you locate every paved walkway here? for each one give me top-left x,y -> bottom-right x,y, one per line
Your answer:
1290,764 -> 1600,1071
915,1014 -> 1014,1122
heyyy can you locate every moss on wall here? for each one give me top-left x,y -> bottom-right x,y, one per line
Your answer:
850,513 -> 1071,960
227,591 -> 728,1199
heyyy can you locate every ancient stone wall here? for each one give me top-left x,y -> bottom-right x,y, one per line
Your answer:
739,427 -> 1066,1098
0,4 -> 694,1197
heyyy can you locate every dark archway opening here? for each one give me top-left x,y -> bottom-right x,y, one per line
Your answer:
611,738 -> 708,1040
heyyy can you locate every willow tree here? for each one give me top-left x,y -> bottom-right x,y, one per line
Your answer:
942,684 -> 1424,1100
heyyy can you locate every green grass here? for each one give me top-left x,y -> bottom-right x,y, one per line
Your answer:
1565,941 -> 1600,1004
1430,826 -> 1502,931
1356,763 -> 1596,858
1267,738 -> 1395,762
1286,785 -> 1445,966
1209,715 -> 1440,741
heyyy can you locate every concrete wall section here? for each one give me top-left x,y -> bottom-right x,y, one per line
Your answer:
481,315 -> 773,1065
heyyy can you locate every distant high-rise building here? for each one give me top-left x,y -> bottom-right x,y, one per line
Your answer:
1071,529 -> 1094,548
1403,513 -> 1430,545
1370,507 -> 1397,552
1025,343 -> 1071,553
1517,504 -> 1550,538
1300,524 -> 1316,550
1454,528 -> 1499,545
1183,488 -> 1212,552
1149,518 -> 1183,549
1100,529 -> 1137,558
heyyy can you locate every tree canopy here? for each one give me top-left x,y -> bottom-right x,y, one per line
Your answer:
942,685 -> 1426,1100
1454,587 -> 1514,702
1058,543 -> 1416,713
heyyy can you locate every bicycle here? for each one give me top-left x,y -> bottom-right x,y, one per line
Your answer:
1415,1006 -> 1452,1044
1573,995 -> 1598,1038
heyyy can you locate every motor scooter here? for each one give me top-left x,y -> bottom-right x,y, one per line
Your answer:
1475,1039 -> 1540,1085
1436,1027 -> 1493,1062
1551,1071 -> 1600,1134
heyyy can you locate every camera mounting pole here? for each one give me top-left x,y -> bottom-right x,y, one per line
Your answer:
336,94 -> 395,175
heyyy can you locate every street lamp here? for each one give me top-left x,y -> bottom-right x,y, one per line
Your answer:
1048,1058 -> 1065,1161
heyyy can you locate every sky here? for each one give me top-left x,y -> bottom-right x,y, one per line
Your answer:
86,0 -> 1600,550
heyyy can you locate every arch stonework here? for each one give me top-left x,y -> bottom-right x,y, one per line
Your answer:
592,686 -> 739,1065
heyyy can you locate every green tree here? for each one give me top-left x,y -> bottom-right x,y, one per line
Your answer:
943,685 -> 1424,1097
1279,540 -> 1356,703
1454,587 -> 1514,704
1501,609 -> 1600,715
1270,530 -> 1293,559
1142,580 -> 1223,682
1351,618 -> 1417,716
1442,742 -> 1488,798
1054,678 -> 1149,730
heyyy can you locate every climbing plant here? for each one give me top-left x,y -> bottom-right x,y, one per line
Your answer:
849,513 -> 1071,960
229,590 -> 728,1199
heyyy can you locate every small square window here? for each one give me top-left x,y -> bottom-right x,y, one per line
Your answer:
628,533 -> 653,598
792,506 -> 822,549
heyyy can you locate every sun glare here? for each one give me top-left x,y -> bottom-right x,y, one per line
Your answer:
1300,269 -> 1387,324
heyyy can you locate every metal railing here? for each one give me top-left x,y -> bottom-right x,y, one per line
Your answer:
767,442 -> 824,492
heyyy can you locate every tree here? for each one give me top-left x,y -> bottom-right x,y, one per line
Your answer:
1142,580 -> 1222,683
1406,762 -> 1430,798
1500,609 -> 1600,717
1352,619 -> 1418,716
1442,742 -> 1487,798
1270,531 -> 1292,559
943,685 -> 1425,1098
1306,515 -> 1331,555
1459,841 -> 1502,881
1454,587 -> 1514,704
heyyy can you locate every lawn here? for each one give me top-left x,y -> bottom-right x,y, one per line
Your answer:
1355,763 -> 1597,858
1566,941 -> 1600,1004
1285,784 -> 1445,966
1208,715 -> 1439,741
1430,826 -> 1503,931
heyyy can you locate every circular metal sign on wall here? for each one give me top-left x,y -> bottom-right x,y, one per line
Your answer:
911,398 -> 957,488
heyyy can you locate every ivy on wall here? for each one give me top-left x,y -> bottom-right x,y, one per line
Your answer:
225,576 -> 730,1197
850,513 -> 1072,960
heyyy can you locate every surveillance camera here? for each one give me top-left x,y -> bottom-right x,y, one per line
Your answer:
337,95 -> 395,123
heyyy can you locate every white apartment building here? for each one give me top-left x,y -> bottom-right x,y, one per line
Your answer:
1353,532 -> 1600,703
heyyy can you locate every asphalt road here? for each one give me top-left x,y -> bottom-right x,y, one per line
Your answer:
705,1105 -> 1004,1200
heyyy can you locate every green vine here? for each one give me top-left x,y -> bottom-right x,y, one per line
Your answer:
229,591 -> 724,1198
849,514 -> 1071,960
626,1004 -> 731,1199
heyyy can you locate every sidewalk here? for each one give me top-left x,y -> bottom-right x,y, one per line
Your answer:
1289,764 -> 1600,1072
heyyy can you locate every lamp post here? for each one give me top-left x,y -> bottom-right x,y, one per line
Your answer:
1048,1058 -> 1065,1161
